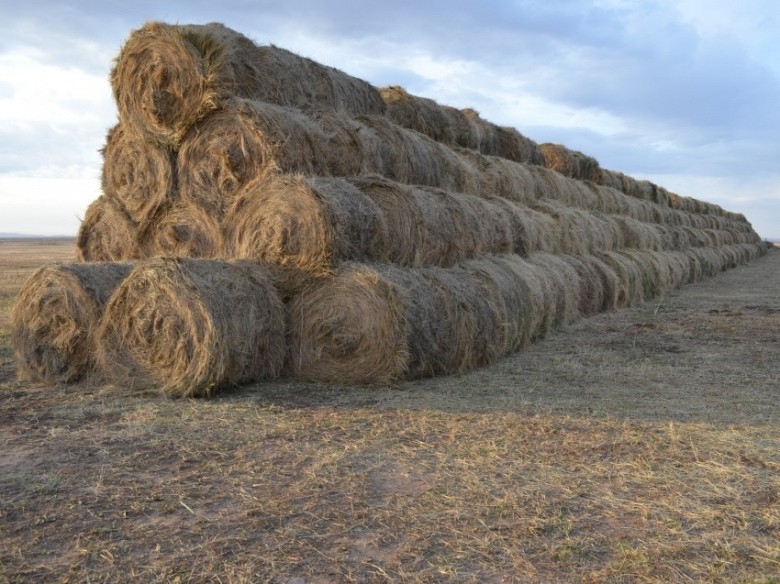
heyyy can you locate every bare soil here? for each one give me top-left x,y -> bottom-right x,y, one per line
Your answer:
1,240 -> 778,583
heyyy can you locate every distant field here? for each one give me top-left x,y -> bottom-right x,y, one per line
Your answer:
1,240 -> 778,583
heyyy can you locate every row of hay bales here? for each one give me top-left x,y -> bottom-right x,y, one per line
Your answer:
12,242 -> 765,395
82,96 -> 760,265
13,21 -> 767,397
380,86 -> 747,218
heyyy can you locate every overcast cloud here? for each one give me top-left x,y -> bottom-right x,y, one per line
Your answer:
2,1 -> 778,238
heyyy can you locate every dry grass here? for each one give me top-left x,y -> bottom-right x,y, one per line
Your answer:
111,21 -> 385,147
12,262 -> 133,384
96,257 -> 286,398
1,240 -> 778,582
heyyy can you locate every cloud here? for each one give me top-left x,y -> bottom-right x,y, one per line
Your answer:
0,175 -> 98,235
0,1 -> 777,236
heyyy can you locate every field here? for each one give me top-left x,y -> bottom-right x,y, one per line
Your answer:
1,239 -> 778,583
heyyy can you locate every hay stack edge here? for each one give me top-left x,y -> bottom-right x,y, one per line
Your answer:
12,21 -> 767,395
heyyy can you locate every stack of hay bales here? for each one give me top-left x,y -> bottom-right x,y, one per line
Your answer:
12,21 -> 767,395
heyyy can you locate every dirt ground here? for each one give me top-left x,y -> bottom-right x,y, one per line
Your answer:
1,240 -> 778,583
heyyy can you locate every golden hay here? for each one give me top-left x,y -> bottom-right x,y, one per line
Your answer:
111,21 -> 385,147
350,177 -> 478,266
177,99 -> 351,214
223,173 -> 386,275
539,143 -> 602,182
287,264 -> 411,384
76,196 -> 139,262
379,85 -> 544,164
96,258 -> 286,397
288,255 -> 562,384
101,123 -> 176,224
350,176 -> 516,264
12,263 -> 133,383
135,196 -> 223,259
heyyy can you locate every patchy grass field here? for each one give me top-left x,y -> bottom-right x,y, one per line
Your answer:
1,239 -> 778,583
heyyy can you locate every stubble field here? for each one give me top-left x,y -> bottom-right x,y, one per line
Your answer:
1,239 -> 778,583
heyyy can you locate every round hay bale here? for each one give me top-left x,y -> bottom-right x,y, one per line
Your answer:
613,216 -> 662,251
581,254 -> 620,312
288,256 -> 551,384
287,264 -> 413,384
419,264 -> 506,374
355,178 -> 479,266
479,156 -> 537,204
493,255 -> 548,343
101,123 -> 176,224
305,105 -> 366,176
97,258 -> 286,397
379,86 -> 450,144
525,253 -> 581,333
111,21 -> 385,147
177,99 -> 325,214
540,143 -> 602,182
456,195 -> 514,257
620,250 -> 671,299
223,173 -> 386,275
12,263 -> 133,383
356,115 -> 446,188
684,249 -> 704,283
596,251 -> 644,308
77,196 -> 139,262
495,126 -> 545,165
485,197 -> 538,256
664,251 -> 692,288
529,201 -> 594,255
135,197 -> 223,259
539,143 -> 580,178
557,255 -> 605,316
464,257 -> 537,352
379,86 -> 545,164
461,108 -> 500,153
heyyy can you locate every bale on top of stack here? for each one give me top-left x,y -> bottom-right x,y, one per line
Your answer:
14,20 -> 767,394
111,21 -> 386,148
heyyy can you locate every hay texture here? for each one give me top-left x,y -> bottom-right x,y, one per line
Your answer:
135,197 -> 223,259
97,258 -> 286,397
12,263 -> 133,384
101,123 -> 176,223
77,196 -> 138,262
177,99 -> 353,214
223,173 -> 386,275
379,86 -> 544,164
287,254 -> 576,384
111,21 -> 385,147
223,172 -> 524,274
539,143 -> 602,182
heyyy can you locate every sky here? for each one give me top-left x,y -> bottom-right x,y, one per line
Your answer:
1,1 -> 779,239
